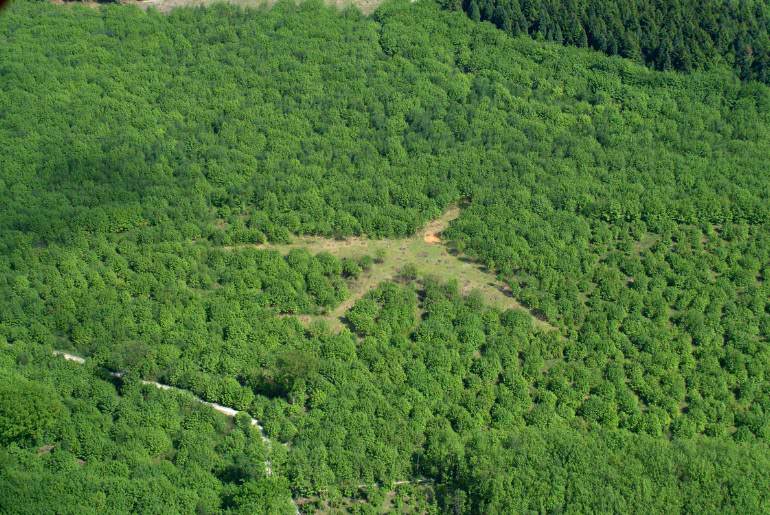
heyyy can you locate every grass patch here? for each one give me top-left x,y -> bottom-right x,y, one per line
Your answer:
227,207 -> 556,332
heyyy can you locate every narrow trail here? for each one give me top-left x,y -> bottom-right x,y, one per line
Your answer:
45,206 -> 555,510
53,351 -> 269,441
51,350 -> 297,513
51,350 -> 431,513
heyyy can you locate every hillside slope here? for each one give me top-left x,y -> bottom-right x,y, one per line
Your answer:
1,0 -> 769,512
453,0 -> 770,83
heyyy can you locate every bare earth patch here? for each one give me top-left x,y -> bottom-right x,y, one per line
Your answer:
423,233 -> 441,244
421,205 -> 456,244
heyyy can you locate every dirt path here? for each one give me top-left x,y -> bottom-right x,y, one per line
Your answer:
53,352 -> 271,441
52,349 -> 432,513
52,350 -> 297,511
421,205 -> 458,244
228,206 -> 556,332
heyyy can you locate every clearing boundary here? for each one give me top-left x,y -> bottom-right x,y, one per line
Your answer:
226,206 -> 557,332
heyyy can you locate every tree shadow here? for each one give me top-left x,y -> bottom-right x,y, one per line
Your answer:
339,314 -> 359,335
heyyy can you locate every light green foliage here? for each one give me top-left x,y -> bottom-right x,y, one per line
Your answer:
0,374 -> 62,446
1,0 -> 770,512
0,345 -> 292,514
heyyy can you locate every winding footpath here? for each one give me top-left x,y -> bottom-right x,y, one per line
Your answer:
52,351 -> 433,511
52,350 -> 299,514
53,351 -> 269,440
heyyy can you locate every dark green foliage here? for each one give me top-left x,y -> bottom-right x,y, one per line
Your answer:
346,281 -> 417,337
1,0 -> 770,511
0,345 -> 294,514
455,0 -> 770,83
0,375 -> 62,446
279,278 -> 770,510
429,427 -> 770,513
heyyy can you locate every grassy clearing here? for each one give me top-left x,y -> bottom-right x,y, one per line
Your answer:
228,207 -> 556,333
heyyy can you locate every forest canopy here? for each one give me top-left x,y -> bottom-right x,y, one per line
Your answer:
449,0 -> 770,83
1,0 -> 769,512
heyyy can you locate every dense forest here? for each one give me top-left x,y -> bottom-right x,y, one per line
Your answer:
0,343 -> 295,514
449,0 -> 770,83
1,0 -> 770,512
